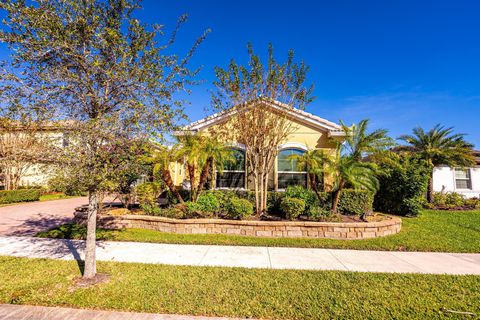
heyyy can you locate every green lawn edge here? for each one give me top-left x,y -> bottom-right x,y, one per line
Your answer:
0,255 -> 479,320
37,210 -> 480,253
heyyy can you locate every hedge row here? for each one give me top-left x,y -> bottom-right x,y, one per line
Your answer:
0,189 -> 41,204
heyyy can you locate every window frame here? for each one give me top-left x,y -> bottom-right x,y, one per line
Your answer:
454,168 -> 472,190
276,147 -> 307,191
215,147 -> 246,189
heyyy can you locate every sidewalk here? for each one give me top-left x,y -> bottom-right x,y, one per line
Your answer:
0,304 -> 244,320
1,236 -> 479,274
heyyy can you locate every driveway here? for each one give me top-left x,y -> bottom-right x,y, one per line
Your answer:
0,197 -> 88,236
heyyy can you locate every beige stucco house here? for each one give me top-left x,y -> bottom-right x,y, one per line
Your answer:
171,99 -> 345,191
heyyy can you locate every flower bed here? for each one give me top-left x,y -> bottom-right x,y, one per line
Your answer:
73,211 -> 401,239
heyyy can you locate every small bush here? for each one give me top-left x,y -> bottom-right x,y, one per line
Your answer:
140,203 -> 162,216
280,197 -> 306,220
307,206 -> 334,220
284,186 -> 317,213
136,182 -> 163,207
432,192 -> 479,210
196,193 -> 220,213
0,189 -> 41,204
227,197 -> 254,219
338,190 -> 374,215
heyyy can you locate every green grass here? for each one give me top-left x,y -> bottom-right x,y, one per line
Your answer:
0,256 -> 478,319
38,210 -> 480,253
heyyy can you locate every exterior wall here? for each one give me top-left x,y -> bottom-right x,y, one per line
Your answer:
433,166 -> 480,198
172,114 -> 341,190
74,212 -> 402,239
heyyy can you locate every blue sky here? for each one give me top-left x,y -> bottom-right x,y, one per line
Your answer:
2,1 -> 479,146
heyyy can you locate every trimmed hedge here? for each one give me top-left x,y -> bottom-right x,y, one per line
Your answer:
337,189 -> 374,215
227,198 -> 254,219
0,189 -> 41,204
281,197 -> 306,220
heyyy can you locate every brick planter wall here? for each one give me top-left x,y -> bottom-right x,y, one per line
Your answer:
74,212 -> 402,239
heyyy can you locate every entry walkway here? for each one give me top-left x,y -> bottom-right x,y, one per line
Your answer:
0,236 -> 479,275
0,304 -> 243,320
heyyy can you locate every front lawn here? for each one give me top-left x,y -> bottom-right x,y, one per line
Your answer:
0,256 -> 478,319
37,210 -> 480,253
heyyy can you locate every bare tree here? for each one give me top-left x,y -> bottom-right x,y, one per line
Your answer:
211,44 -> 314,214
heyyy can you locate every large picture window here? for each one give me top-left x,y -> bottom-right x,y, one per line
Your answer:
277,148 -> 307,190
216,148 -> 245,189
455,168 -> 472,190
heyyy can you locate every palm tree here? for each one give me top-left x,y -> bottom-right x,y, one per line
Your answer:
399,124 -> 474,202
289,149 -> 328,197
196,137 -> 234,197
324,150 -> 379,216
143,144 -> 184,204
341,119 -> 394,161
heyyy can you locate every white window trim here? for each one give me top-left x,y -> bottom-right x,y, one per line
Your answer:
454,168 -> 472,190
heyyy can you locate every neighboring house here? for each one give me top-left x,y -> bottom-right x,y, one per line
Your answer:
432,151 -> 480,198
172,99 -> 345,191
0,122 -> 71,189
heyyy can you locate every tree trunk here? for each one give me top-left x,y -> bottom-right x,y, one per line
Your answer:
427,171 -> 434,203
83,190 -> 98,278
187,163 -> 197,202
331,181 -> 345,214
162,169 -> 184,204
197,157 -> 212,195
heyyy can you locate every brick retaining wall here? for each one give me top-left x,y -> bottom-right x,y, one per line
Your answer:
74,212 -> 402,239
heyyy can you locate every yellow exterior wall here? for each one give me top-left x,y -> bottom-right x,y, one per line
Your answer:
172,112 -> 342,190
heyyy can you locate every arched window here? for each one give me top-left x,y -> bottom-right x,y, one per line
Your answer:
216,148 -> 245,189
277,148 -> 307,190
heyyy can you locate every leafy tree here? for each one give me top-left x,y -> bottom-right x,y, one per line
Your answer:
341,119 -> 394,161
399,124 -> 474,203
211,43 -> 314,214
0,0 -> 207,279
289,149 -> 326,197
143,144 -> 185,204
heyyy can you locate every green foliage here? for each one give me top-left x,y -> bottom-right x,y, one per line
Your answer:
431,192 -> 480,210
307,206 -> 334,220
337,190 -> 374,215
227,198 -> 254,219
373,152 -> 430,216
266,191 -> 285,214
0,189 -> 41,204
280,197 -> 306,220
284,185 -> 317,213
195,193 -> 221,213
136,182 -> 163,208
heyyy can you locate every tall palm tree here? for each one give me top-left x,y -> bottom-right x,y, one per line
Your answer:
399,124 -> 474,202
324,150 -> 379,216
289,149 -> 328,197
196,137 -> 234,196
143,144 -> 184,204
341,119 -> 394,161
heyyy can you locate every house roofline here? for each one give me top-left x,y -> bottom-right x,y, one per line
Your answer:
180,98 -> 345,136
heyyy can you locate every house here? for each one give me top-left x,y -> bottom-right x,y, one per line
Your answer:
432,150 -> 480,198
171,99 -> 345,191
0,121 -> 71,189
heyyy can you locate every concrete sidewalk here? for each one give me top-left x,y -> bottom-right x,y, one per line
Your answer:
1,236 -> 479,274
0,304 -> 243,320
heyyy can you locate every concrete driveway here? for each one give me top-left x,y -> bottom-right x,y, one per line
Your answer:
0,197 -> 88,236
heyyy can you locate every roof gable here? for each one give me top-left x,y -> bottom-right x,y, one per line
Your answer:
182,99 -> 344,137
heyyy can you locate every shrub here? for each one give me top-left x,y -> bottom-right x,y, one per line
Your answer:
140,203 -> 162,216
284,186 -> 317,213
432,192 -> 480,210
338,189 -> 374,215
196,193 -> 220,213
280,197 -> 305,220
0,189 -> 41,204
227,197 -> 254,219
307,206 -> 334,220
136,182 -> 163,208
267,191 -> 285,214
373,152 -> 430,216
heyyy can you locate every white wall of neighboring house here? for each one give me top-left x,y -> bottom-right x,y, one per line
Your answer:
433,166 -> 480,198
